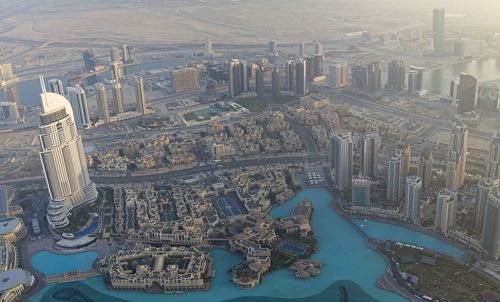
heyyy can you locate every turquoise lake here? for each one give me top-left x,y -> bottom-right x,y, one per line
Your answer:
29,188 -> 467,302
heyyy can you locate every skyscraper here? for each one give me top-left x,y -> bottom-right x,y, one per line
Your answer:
387,154 -> 403,204
0,102 -> 19,125
435,189 -> 457,233
367,62 -> 382,93
48,79 -> 65,96
408,66 -> 424,96
405,175 -> 422,224
359,133 -> 380,178
457,73 -> 477,114
450,78 -> 460,105
445,123 -> 468,190
122,45 -> 133,63
417,149 -> 433,190
352,176 -> 371,206
299,42 -> 306,57
330,131 -> 353,190
268,39 -> 277,54
474,178 -> 498,231
314,41 -> 323,56
433,8 -> 445,56
295,58 -> 307,96
285,59 -> 294,92
351,65 -> 368,90
67,85 -> 90,128
310,54 -> 324,78
228,59 -> 249,98
205,39 -> 214,57
271,67 -> 280,98
329,62 -> 348,89
387,60 -> 405,92
110,62 -> 123,82
96,83 -> 110,124
481,191 -> 500,260
112,82 -> 124,115
477,83 -> 499,111
38,82 -> 98,229
82,49 -> 97,71
135,76 -> 147,115
255,65 -> 265,97
171,68 -> 199,93
486,130 -> 500,180
110,47 -> 121,63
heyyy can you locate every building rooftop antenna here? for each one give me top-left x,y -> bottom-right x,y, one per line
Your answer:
39,75 -> 49,108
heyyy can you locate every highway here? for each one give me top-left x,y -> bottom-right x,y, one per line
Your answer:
1,154 -> 326,186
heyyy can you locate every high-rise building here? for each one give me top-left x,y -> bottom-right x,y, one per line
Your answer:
135,76 -> 147,115
0,63 -> 15,85
457,73 -> 477,114
417,149 -> 433,190
408,66 -> 424,96
367,62 -> 382,93
0,185 -> 7,216
481,191 -> 500,260
95,83 -> 110,123
486,130 -> 500,180
67,85 -> 90,128
359,133 -> 380,178
310,54 -> 324,78
228,59 -> 249,98
329,62 -> 348,89
394,144 -> 411,185
314,42 -> 323,56
110,47 -> 121,63
405,175 -> 422,224
285,59 -> 294,92
477,83 -> 499,111
171,68 -> 199,93
474,178 -> 498,231
435,189 -> 457,233
445,123 -> 468,190
433,8 -> 445,56
387,154 -> 403,204
352,176 -> 371,206
351,65 -> 367,90
387,60 -> 405,92
48,79 -> 65,96
271,67 -> 280,98
295,58 -> 307,96
112,82 -> 124,115
122,45 -> 133,63
205,39 -> 214,57
38,83 -> 98,229
268,39 -> 277,54
0,102 -> 19,125
255,65 -> 265,97
299,42 -> 306,57
330,131 -> 353,190
450,78 -> 460,105
110,62 -> 123,82
82,49 -> 97,71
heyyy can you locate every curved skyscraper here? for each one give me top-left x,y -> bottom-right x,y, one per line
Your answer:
38,84 -> 97,230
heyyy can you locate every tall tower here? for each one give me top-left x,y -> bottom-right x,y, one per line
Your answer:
387,60 -> 405,92
112,82 -> 124,115
329,62 -> 348,89
67,85 -> 90,128
359,133 -> 380,178
122,45 -> 133,63
367,62 -> 382,93
271,67 -> 280,98
352,176 -> 371,206
298,42 -> 306,57
135,76 -> 146,115
387,154 -> 403,204
110,47 -> 121,63
486,130 -> 500,180
482,191 -> 500,260
445,123 -> 468,190
285,59 -> 294,92
38,82 -> 97,229
417,149 -> 433,190
205,39 -> 214,57
255,64 -> 265,98
295,58 -> 307,96
96,83 -> 110,124
457,73 -> 477,114
474,178 -> 498,231
435,189 -> 457,233
433,8 -> 445,56
314,41 -> 323,56
48,79 -> 65,96
330,131 -> 353,190
405,175 -> 422,224
228,59 -> 248,98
